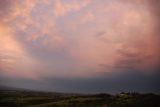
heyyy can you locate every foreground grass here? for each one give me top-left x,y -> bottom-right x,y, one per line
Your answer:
0,90 -> 160,107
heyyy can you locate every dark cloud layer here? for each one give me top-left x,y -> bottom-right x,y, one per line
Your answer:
1,70 -> 160,93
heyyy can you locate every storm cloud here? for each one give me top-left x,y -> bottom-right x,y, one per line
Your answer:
0,0 -> 159,93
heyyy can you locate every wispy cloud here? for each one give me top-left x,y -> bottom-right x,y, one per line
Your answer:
53,0 -> 90,17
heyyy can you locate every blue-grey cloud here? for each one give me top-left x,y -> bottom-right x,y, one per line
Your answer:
1,70 -> 160,94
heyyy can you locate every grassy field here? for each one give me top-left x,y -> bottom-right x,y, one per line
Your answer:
0,89 -> 160,107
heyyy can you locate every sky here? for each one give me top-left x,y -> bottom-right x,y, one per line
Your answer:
0,0 -> 160,93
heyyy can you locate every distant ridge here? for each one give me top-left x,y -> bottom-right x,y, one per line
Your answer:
0,85 -> 31,91
0,85 -> 81,97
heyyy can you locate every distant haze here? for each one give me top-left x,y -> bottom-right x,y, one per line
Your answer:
0,0 -> 160,93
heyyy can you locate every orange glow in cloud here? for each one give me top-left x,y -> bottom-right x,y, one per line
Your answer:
0,24 -> 38,79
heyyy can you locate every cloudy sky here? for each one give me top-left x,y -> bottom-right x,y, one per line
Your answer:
0,0 -> 160,93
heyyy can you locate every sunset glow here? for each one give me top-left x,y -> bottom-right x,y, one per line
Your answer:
0,0 -> 159,93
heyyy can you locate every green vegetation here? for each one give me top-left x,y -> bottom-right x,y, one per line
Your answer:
0,90 -> 160,107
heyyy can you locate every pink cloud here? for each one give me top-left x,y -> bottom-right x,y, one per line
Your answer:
0,0 -> 159,78
66,0 -> 159,75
